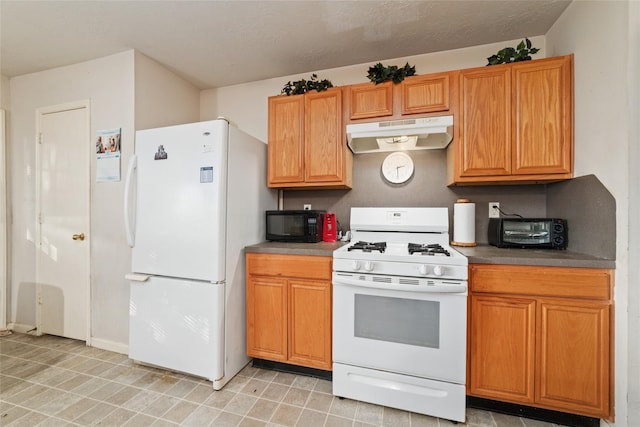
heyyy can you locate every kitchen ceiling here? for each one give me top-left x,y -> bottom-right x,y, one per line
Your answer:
0,0 -> 572,89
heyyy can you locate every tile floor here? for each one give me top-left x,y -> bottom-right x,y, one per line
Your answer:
0,332 -> 564,427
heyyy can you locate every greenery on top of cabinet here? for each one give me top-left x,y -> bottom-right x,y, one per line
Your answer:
281,74 -> 333,95
367,62 -> 416,84
487,38 -> 540,65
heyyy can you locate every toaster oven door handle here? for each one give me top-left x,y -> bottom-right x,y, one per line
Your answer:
503,230 -> 549,238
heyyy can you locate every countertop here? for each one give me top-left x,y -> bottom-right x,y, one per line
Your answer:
245,241 -> 347,257
453,244 -> 615,269
246,241 -> 615,269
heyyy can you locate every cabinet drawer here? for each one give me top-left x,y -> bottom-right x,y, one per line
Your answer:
470,265 -> 612,300
247,253 -> 332,280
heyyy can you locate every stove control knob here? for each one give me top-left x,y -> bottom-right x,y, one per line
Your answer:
433,265 -> 444,276
351,261 -> 361,271
364,261 -> 374,272
418,264 -> 428,275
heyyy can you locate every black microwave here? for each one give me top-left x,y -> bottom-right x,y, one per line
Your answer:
488,218 -> 568,250
266,210 -> 325,243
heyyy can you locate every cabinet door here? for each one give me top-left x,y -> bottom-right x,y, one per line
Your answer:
347,82 -> 393,120
246,275 -> 288,362
536,299 -> 610,418
268,94 -> 305,186
458,66 -> 511,177
304,88 -> 345,183
469,295 -> 535,404
512,56 -> 573,175
288,279 -> 332,370
400,72 -> 451,115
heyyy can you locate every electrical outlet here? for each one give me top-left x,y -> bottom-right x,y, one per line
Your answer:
303,204 -> 312,210
489,202 -> 500,218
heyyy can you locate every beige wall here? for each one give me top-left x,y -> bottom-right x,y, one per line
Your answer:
1,75 -> 10,110
627,2 -> 640,423
134,52 -> 200,131
200,36 -> 546,141
8,50 -> 200,349
1,74 -> 8,329
546,2 -> 636,425
9,51 -> 136,346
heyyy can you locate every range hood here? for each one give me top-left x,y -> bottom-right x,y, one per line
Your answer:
346,115 -> 454,154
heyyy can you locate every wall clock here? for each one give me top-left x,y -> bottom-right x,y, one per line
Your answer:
381,152 -> 414,184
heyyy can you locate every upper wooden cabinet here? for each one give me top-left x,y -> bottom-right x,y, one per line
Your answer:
468,264 -> 613,420
268,94 -> 304,184
345,72 -> 453,122
454,65 -> 512,177
400,72 -> 451,115
448,55 -> 573,185
267,88 -> 352,189
347,81 -> 394,120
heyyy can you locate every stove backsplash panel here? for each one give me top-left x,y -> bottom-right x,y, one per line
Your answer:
546,174 -> 615,259
283,153 -> 615,258
283,150 -> 546,244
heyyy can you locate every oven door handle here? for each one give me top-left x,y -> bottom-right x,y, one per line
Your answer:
333,275 -> 467,294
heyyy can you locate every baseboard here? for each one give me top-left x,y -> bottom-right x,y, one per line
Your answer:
90,337 -> 128,355
7,322 -> 37,334
466,396 -> 600,427
6,324 -> 129,356
252,358 -> 332,381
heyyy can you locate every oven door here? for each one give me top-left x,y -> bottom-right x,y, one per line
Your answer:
332,272 -> 467,384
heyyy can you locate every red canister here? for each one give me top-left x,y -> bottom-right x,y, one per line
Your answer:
322,213 -> 337,242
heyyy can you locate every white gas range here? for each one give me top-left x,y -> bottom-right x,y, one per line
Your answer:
332,207 -> 468,423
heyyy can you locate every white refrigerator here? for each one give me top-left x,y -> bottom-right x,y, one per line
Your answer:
124,119 -> 276,389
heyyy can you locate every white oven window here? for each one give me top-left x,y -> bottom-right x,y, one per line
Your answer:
354,294 -> 440,348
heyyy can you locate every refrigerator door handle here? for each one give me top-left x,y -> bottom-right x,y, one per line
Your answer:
124,155 -> 138,247
125,273 -> 150,282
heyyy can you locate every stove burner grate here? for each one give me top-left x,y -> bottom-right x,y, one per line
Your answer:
408,243 -> 451,256
348,241 -> 387,253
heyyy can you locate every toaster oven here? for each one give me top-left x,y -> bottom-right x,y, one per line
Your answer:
488,218 -> 568,249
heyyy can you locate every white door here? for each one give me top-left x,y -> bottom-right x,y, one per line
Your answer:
36,102 -> 90,341
0,110 -> 6,330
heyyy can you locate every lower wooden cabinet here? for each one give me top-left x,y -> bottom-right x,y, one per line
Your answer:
246,253 -> 332,370
470,295 -> 536,404
468,264 -> 613,420
536,298 -> 611,416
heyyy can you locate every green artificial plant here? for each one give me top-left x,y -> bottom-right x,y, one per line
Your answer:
487,38 -> 540,66
367,62 -> 416,84
281,74 -> 333,96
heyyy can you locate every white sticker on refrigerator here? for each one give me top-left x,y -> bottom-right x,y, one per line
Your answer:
200,167 -> 214,183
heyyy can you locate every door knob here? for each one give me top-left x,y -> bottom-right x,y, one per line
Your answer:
72,233 -> 85,241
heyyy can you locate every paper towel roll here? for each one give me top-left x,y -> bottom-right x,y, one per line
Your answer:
452,199 -> 477,247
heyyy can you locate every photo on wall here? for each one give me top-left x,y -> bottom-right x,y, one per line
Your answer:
96,127 -> 121,182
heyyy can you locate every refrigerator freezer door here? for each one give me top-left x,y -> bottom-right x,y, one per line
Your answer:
129,275 -> 224,381
132,121 -> 227,282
